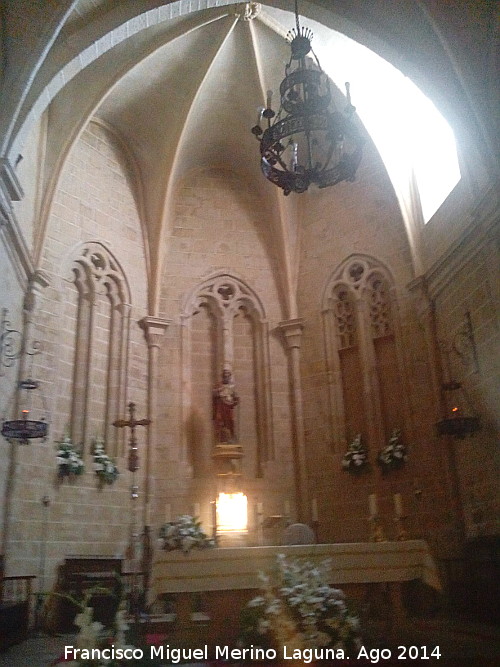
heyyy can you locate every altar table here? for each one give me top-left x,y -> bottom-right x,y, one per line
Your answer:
153,539 -> 441,593
151,540 -> 441,646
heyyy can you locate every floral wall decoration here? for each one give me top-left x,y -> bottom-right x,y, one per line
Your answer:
158,515 -> 215,554
341,433 -> 368,472
93,438 -> 119,484
56,435 -> 84,478
377,428 -> 407,471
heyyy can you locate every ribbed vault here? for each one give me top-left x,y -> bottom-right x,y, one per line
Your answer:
3,0 -> 484,318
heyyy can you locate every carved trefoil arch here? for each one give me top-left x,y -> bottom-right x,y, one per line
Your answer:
181,272 -> 273,476
64,242 -> 131,456
322,255 -> 407,452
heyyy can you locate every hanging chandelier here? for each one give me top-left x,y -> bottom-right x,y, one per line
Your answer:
435,314 -> 481,439
1,378 -> 48,444
436,380 -> 480,439
1,307 -> 48,444
251,0 -> 364,195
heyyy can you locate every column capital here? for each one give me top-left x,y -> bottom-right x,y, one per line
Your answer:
278,318 -> 305,350
139,316 -> 171,348
23,270 -> 51,316
406,275 -> 434,322
0,158 -> 23,202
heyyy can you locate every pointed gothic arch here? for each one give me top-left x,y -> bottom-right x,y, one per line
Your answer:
61,241 -> 131,456
322,254 -> 409,453
180,271 -> 273,476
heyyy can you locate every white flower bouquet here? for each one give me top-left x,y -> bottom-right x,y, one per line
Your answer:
377,428 -> 407,470
93,438 -> 119,484
241,554 -> 361,653
56,435 -> 84,477
158,514 -> 215,554
341,433 -> 368,472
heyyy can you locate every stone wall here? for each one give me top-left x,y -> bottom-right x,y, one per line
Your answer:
2,121 -> 149,583
0,123 -> 497,593
429,190 -> 499,540
156,167 -> 295,538
0,241 -> 25,554
296,139 -> 455,552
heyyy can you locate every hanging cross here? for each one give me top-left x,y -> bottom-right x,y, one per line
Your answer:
113,402 -> 151,611
113,402 -> 151,472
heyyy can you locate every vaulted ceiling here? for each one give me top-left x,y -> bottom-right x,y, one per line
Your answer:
2,1 -> 497,314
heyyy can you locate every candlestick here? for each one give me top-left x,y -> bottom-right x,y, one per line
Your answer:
256,502 -> 264,546
368,516 -> 386,542
394,493 -> 403,518
394,515 -> 408,541
311,498 -> 318,522
284,500 -> 290,518
368,493 -> 378,517
211,500 -> 217,540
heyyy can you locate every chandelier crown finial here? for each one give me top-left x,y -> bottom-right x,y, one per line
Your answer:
286,26 -> 314,59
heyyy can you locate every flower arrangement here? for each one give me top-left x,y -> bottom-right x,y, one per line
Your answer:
158,514 -> 215,554
56,435 -> 84,477
240,554 -> 361,653
377,428 -> 407,470
341,433 -> 368,472
93,438 -> 119,484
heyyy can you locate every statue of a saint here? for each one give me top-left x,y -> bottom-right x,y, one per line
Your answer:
212,369 -> 239,443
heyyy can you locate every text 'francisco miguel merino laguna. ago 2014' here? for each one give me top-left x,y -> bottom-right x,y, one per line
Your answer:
64,643 -> 442,664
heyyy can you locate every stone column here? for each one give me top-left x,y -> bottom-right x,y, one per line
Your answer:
0,158 -> 31,281
221,310 -> 234,371
322,305 -> 348,448
355,298 -> 385,450
407,277 -> 465,538
278,318 -> 307,522
138,316 -> 171,525
407,277 -> 444,421
1,270 -> 49,556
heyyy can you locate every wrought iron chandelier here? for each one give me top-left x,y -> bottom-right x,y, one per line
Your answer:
435,314 -> 481,439
436,380 -> 480,439
1,307 -> 48,444
251,0 -> 364,195
1,378 -> 48,444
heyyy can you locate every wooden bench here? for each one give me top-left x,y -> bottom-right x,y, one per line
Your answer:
53,555 -> 123,632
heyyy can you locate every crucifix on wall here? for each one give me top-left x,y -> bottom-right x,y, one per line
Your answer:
113,402 -> 152,607
113,401 -> 151,478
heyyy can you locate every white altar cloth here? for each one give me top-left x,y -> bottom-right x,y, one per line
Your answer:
153,539 -> 441,594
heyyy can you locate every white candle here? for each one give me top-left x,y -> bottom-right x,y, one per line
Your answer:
311,498 -> 318,522
369,493 -> 378,517
193,503 -> 200,518
256,106 -> 265,126
290,141 -> 298,170
165,503 -> 171,523
394,493 -> 403,518
266,89 -> 273,110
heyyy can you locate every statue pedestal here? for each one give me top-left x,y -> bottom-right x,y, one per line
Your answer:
216,530 -> 248,548
212,442 -> 243,477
